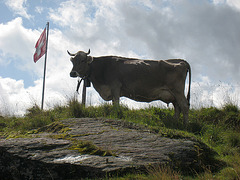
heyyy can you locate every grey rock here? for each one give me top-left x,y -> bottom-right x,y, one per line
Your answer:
0,118 -> 215,179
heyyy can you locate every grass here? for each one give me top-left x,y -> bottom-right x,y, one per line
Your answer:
1,98 -> 240,179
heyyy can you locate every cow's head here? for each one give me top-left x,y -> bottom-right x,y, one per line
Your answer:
68,49 -> 93,78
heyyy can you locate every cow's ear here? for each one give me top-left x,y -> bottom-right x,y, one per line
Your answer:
87,56 -> 93,64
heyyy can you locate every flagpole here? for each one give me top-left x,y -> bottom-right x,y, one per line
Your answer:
41,22 -> 49,110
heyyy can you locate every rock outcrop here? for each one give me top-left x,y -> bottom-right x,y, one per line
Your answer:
0,118 -> 215,179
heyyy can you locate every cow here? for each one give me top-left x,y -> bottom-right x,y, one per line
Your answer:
68,49 -> 191,125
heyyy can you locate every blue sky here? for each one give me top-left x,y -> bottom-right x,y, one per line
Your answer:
1,0 -> 240,115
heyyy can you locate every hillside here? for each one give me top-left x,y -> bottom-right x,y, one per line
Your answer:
0,118 -> 217,179
0,99 -> 240,179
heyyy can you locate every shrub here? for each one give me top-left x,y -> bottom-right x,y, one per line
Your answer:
149,107 -> 174,128
218,153 -> 240,179
223,111 -> 240,129
191,107 -> 222,124
227,133 -> 240,148
25,105 -> 42,118
223,103 -> 239,113
146,165 -> 182,180
67,98 -> 86,118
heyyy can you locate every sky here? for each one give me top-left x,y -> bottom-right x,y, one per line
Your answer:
0,0 -> 240,116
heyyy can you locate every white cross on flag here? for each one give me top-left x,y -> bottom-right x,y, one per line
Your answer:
33,28 -> 46,63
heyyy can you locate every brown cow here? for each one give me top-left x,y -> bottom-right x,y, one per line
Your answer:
68,49 -> 191,125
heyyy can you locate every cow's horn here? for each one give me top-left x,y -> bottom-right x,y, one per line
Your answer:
87,49 -> 90,55
67,50 -> 76,56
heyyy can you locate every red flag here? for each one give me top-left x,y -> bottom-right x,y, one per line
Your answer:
33,28 -> 46,63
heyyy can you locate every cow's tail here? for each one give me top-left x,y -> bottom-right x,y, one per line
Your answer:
186,61 -> 191,106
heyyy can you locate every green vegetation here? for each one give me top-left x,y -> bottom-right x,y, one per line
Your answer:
69,139 -> 115,157
1,98 -> 240,179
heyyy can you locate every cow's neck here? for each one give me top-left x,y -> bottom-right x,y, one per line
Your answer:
87,60 -> 94,82
83,62 -> 92,79
88,59 -> 101,84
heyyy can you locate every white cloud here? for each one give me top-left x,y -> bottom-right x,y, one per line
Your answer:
0,18 -> 33,58
5,0 -> 32,19
227,0 -> 240,10
0,75 -> 72,116
35,6 -> 44,14
0,77 -> 31,115
190,75 -> 240,108
0,18 -> 44,75
213,0 -> 226,4
120,0 -> 240,82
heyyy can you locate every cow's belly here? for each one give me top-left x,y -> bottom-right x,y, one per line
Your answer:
93,83 -> 175,104
123,88 -> 175,103
93,85 -> 113,101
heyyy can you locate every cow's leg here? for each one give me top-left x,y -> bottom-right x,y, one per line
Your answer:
175,95 -> 189,126
182,105 -> 189,126
111,87 -> 120,106
112,96 -> 120,105
173,102 -> 181,120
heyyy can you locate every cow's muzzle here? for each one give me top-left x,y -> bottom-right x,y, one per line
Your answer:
70,71 -> 78,78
